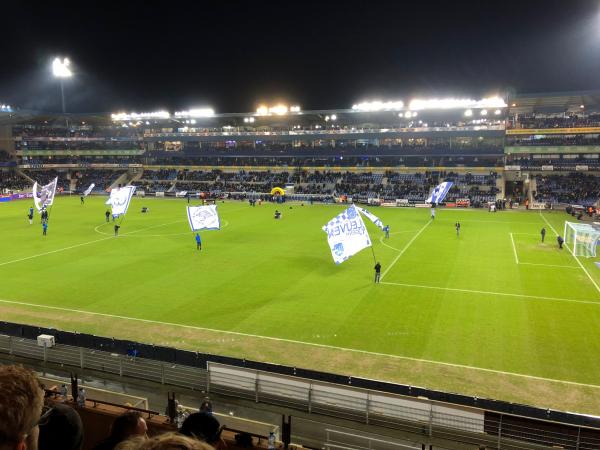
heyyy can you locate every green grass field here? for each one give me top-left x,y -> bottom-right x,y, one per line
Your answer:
1,196 -> 600,414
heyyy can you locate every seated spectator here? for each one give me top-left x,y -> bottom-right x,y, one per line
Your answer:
115,432 -> 213,450
93,411 -> 148,450
180,412 -> 223,446
38,403 -> 84,450
0,364 -> 45,450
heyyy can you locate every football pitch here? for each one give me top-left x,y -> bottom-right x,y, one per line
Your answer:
1,196 -> 599,414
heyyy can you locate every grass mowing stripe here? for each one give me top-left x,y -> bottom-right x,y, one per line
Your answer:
1,297 -> 599,390
380,220 -> 432,281
539,211 -> 600,295
380,281 -> 600,306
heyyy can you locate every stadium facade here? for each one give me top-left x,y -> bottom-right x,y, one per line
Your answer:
2,90 -> 600,207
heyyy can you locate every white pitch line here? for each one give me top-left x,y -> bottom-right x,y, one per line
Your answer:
0,297 -> 598,390
539,212 -> 600,295
0,221 -> 182,268
509,232 -> 519,264
519,262 -> 579,269
380,221 -> 432,281
378,230 -> 420,252
380,280 -> 600,306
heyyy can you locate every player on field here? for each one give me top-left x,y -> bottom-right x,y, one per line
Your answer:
27,206 -> 34,225
541,227 -> 546,243
455,221 -> 460,237
42,221 -> 48,236
374,262 -> 381,283
557,235 -> 564,249
195,233 -> 202,251
384,225 -> 390,239
430,207 -> 436,220
114,224 -> 120,237
80,195 -> 84,204
105,210 -> 111,222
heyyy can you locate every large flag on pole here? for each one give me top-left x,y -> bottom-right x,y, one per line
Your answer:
105,185 -> 136,217
322,205 -> 372,264
83,183 -> 95,197
355,206 -> 385,231
187,205 -> 220,231
32,177 -> 58,212
426,181 -> 453,204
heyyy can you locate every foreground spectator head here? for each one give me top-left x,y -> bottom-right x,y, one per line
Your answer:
38,403 -> 83,450
94,411 -> 147,450
116,433 -> 213,450
180,413 -> 222,444
0,364 -> 44,450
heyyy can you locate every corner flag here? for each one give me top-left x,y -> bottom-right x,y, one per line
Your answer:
426,181 -> 453,204
322,205 -> 372,264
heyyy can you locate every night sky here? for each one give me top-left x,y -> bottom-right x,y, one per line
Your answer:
2,0 -> 600,113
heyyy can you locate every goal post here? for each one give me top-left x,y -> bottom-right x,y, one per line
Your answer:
563,221 -> 600,257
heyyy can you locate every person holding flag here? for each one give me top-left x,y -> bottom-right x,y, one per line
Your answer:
32,177 -> 58,221
186,204 -> 220,251
105,185 -> 136,231
426,181 -> 454,205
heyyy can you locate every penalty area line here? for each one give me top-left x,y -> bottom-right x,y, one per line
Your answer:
0,298 -> 598,390
380,280 -> 600,306
539,212 -> 600,295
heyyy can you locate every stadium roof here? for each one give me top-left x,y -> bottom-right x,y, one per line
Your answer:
509,90 -> 600,113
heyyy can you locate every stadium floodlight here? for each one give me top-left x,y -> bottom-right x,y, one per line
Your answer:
269,104 -> 288,115
331,114 -> 337,121
52,57 -> 72,114
494,109 -> 502,115
111,111 -> 170,121
408,96 -> 507,111
351,100 -> 404,112
464,109 -> 473,117
290,105 -> 301,112
52,58 -> 72,78
174,108 -> 215,118
480,109 -> 488,116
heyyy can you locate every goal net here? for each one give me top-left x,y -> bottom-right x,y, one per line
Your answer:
563,222 -> 600,257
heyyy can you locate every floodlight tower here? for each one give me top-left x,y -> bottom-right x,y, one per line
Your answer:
52,57 -> 72,113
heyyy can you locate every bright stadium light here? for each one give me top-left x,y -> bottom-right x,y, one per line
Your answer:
290,105 -> 301,112
480,109 -> 488,116
351,100 -> 404,112
256,105 -> 269,116
269,104 -> 288,115
331,114 -> 337,121
52,58 -> 72,78
464,109 -> 473,117
408,96 -> 507,111
494,109 -> 502,115
175,108 -> 215,118
111,111 -> 170,121
52,57 -> 72,114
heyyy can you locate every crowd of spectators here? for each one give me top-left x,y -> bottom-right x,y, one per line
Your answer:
0,170 -> 28,191
507,134 -> 600,147
73,169 -> 125,192
508,113 -> 600,130
0,364 -> 226,450
534,173 -> 600,204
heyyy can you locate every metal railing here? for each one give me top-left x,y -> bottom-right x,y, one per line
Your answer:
1,334 -> 598,450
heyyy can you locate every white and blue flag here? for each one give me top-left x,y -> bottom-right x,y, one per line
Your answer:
356,206 -> 385,231
426,181 -> 453,204
105,185 -> 136,217
32,177 -> 58,213
83,183 -> 95,197
187,205 -> 220,231
322,205 -> 372,264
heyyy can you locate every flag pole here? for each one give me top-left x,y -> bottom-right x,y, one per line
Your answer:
370,245 -> 377,264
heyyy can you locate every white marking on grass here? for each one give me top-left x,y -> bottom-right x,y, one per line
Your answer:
378,230 -> 420,252
519,262 -> 579,269
539,212 -> 600,295
0,297 -> 598,390
380,221 -> 432,281
0,222 -> 182,267
380,280 -> 600,306
94,219 -> 229,237
509,233 -> 519,264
